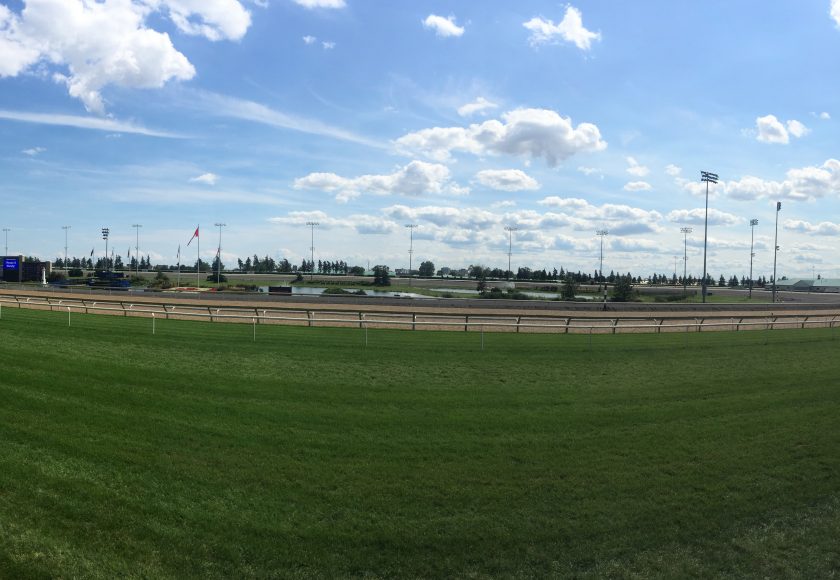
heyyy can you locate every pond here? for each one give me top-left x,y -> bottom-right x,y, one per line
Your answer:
259,286 -> 430,299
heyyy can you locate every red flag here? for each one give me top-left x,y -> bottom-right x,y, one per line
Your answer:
187,226 -> 199,246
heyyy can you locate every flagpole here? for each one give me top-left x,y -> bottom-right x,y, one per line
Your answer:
197,224 -> 200,288
177,245 -> 181,288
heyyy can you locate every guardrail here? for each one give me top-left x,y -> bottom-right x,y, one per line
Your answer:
2,293 -> 838,335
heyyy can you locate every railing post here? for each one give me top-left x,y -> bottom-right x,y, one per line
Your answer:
308,311 -> 313,327
464,315 -> 469,332
516,316 -> 521,333
412,313 -> 416,331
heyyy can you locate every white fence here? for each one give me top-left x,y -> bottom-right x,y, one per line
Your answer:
2,293 -> 839,335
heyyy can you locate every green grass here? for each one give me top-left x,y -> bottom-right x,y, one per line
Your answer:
1,308 -> 839,578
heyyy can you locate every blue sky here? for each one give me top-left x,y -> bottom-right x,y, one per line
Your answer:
2,0 -> 840,279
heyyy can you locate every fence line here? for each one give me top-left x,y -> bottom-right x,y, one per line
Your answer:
2,294 -> 839,335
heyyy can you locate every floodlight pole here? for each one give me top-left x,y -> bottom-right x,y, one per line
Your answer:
749,219 -> 758,298
596,230 -> 608,291
2,228 -> 9,257
406,224 -> 417,286
132,224 -> 142,276
306,221 -> 319,281
504,226 -> 518,280
772,202 -> 781,303
700,170 -> 719,303
214,223 -> 226,284
62,226 -> 70,272
101,227 -> 110,273
680,227 -> 692,297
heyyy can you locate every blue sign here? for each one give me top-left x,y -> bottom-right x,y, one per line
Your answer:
3,258 -> 19,269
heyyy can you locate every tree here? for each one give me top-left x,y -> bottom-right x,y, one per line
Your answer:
610,275 -> 635,302
418,260 -> 435,277
561,275 -> 579,300
373,265 -> 391,286
348,265 -> 365,275
718,274 -> 726,287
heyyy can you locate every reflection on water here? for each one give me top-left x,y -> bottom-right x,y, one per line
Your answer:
260,286 -> 429,299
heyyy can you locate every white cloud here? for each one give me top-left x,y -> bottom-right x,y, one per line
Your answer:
292,0 -> 345,8
491,200 -> 517,209
626,156 -> 649,177
423,14 -> 465,38
577,166 -> 601,176
667,208 -> 741,226
665,164 -> 682,177
0,0 -> 218,113
831,0 -> 840,26
293,161 -> 468,202
302,35 -> 316,44
820,111 -> 831,120
523,7 -> 600,50
395,108 -> 606,166
189,172 -> 218,185
786,119 -> 810,138
22,146 -> 45,156
755,114 -> 809,144
321,41 -> 335,50
623,181 -> 652,192
784,219 -> 840,236
269,210 -> 399,235
536,196 -> 663,235
0,109 -> 181,137
457,97 -> 498,117
475,169 -> 540,191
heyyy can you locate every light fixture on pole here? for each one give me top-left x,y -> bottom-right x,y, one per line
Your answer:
101,227 -> 110,273
596,230 -> 608,290
405,224 -> 417,287
305,221 -> 319,281
748,219 -> 758,298
2,228 -> 9,257
132,224 -> 142,276
62,226 -> 71,271
504,226 -> 519,280
700,170 -> 719,303
680,227 -> 692,297
772,202 -> 781,303
214,222 -> 226,284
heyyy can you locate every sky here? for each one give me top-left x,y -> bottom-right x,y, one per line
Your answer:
1,0 -> 840,279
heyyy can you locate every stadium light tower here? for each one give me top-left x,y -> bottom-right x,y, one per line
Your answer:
504,226 -> 519,280
405,224 -> 417,286
772,202 -> 781,303
101,227 -> 110,273
61,225 -> 71,271
214,222 -> 226,284
749,219 -> 758,298
306,221 -> 319,281
700,170 -> 719,303
2,228 -> 9,256
132,224 -> 142,276
596,230 -> 608,290
680,227 -> 692,297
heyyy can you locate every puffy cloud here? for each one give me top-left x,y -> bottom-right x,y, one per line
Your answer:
523,6 -> 600,50
292,0 -> 345,8
395,108 -> 606,166
623,181 -> 652,192
820,111 -> 831,120
475,169 -> 540,191
831,0 -> 840,26
383,205 -> 498,230
22,146 -> 45,156
321,41 -> 335,50
269,210 -> 399,235
457,97 -> 498,117
784,219 -> 840,236
0,0 -> 232,113
537,196 -> 663,234
577,166 -> 601,176
755,114 -> 809,144
626,156 -> 649,177
189,172 -> 218,185
665,164 -> 682,177
666,208 -> 741,226
302,35 -> 316,44
422,14 -> 464,38
294,161 -> 468,203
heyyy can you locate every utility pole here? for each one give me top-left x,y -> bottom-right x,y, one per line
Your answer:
405,224 -> 417,286
214,223 -> 226,284
132,224 -> 142,276
2,228 -> 9,257
62,225 -> 71,271
504,226 -> 519,280
596,230 -> 608,291
749,219 -> 758,298
772,202 -> 781,303
306,221 -> 319,281
700,170 -> 719,303
680,227 -> 692,297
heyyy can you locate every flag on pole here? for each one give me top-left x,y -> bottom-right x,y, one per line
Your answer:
187,226 -> 199,246
90,248 -> 94,257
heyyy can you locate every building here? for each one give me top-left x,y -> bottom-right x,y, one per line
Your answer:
811,279 -> 840,293
1,256 -> 52,283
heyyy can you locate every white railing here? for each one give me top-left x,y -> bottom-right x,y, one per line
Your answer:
1,293 -> 839,335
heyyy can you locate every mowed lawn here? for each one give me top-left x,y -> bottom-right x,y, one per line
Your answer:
1,307 -> 839,578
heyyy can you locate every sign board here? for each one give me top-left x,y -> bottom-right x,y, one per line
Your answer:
3,258 -> 18,269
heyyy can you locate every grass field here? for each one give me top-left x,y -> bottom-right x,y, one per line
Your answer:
1,307 -> 839,578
